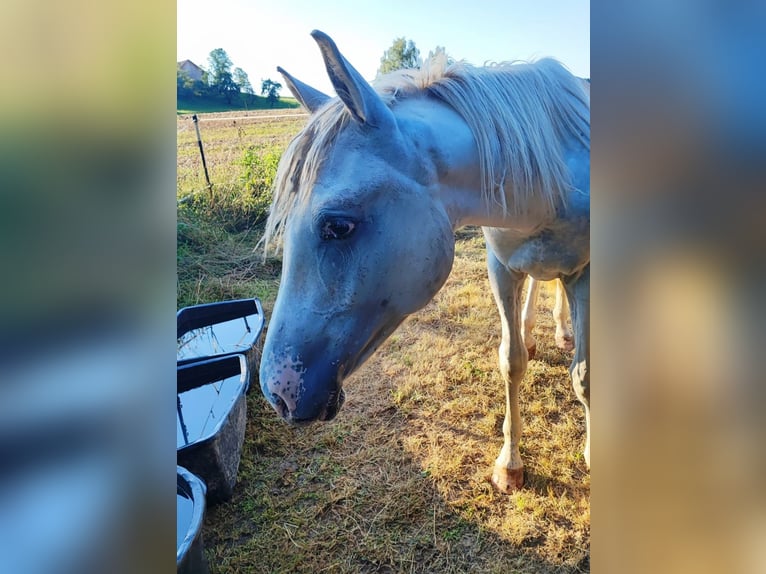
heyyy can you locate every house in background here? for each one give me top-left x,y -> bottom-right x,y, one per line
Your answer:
178,60 -> 205,83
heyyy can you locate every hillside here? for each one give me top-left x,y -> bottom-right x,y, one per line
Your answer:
177,93 -> 301,115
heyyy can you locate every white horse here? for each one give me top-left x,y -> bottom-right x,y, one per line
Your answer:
259,31 -> 589,492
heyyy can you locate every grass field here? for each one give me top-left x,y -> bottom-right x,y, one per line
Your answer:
177,94 -> 301,115
177,109 -> 590,573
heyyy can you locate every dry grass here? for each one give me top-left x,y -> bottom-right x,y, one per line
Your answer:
177,111 -> 304,308
178,111 -> 590,573
177,110 -> 307,200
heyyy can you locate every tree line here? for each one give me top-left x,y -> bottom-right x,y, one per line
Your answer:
177,48 -> 283,106
177,38 -> 449,108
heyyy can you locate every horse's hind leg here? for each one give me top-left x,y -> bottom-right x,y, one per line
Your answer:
486,248 -> 528,492
522,277 -> 541,359
554,279 -> 575,351
563,265 -> 590,468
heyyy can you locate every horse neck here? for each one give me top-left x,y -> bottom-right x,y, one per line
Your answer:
424,108 -> 489,228
412,98 -> 585,231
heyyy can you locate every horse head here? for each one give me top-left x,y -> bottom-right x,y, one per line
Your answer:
259,31 -> 455,423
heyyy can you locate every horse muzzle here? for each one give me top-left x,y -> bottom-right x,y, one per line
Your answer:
268,386 -> 346,425
259,351 -> 347,423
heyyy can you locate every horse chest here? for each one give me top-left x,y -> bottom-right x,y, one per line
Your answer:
483,220 -> 589,281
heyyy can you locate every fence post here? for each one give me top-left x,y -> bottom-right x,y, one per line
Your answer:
192,114 -> 213,198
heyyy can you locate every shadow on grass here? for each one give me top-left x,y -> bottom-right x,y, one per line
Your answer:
200,386 -> 590,574
181,223 -> 589,573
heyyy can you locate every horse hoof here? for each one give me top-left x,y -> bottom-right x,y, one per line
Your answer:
491,466 -> 524,493
555,335 -> 574,352
526,344 -> 536,360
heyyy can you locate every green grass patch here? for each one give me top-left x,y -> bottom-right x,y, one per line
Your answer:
177,94 -> 300,114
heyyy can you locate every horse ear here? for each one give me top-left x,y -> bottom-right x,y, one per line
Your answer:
310,29 -> 394,128
277,66 -> 331,113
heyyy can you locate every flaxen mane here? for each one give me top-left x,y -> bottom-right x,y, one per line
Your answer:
263,52 -> 589,252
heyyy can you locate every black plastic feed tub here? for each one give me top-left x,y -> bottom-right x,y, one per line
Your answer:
177,466 -> 209,574
177,298 -> 265,391
177,354 -> 249,503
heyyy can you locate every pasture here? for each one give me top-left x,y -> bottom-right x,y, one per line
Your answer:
177,110 -> 590,573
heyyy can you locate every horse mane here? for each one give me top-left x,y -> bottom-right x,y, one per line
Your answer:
262,52 -> 590,252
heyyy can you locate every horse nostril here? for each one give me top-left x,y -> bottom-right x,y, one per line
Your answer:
271,394 -> 290,419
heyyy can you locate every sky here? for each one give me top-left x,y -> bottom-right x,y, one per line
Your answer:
177,0 -> 589,97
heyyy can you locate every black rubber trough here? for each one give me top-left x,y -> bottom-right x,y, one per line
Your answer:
177,354 -> 249,503
177,466 -> 209,574
177,298 -> 265,392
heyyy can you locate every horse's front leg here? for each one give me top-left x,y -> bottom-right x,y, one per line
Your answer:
486,248 -> 528,492
563,265 -> 590,468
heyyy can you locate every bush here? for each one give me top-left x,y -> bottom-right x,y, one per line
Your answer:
238,144 -> 281,227
178,144 -> 281,233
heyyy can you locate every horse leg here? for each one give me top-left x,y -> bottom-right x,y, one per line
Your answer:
554,279 -> 575,351
486,248 -> 528,492
563,266 -> 590,468
521,277 -> 540,359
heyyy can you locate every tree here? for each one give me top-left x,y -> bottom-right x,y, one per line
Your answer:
427,45 -> 455,65
177,66 -> 211,98
206,48 -> 239,102
261,79 -> 282,107
177,68 -> 195,98
233,67 -> 253,95
207,48 -> 234,86
378,37 -> 420,76
217,71 -> 239,103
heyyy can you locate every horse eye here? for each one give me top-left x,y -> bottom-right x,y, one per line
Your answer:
320,218 -> 356,240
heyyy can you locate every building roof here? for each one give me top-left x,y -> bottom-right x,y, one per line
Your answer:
178,60 -> 203,71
